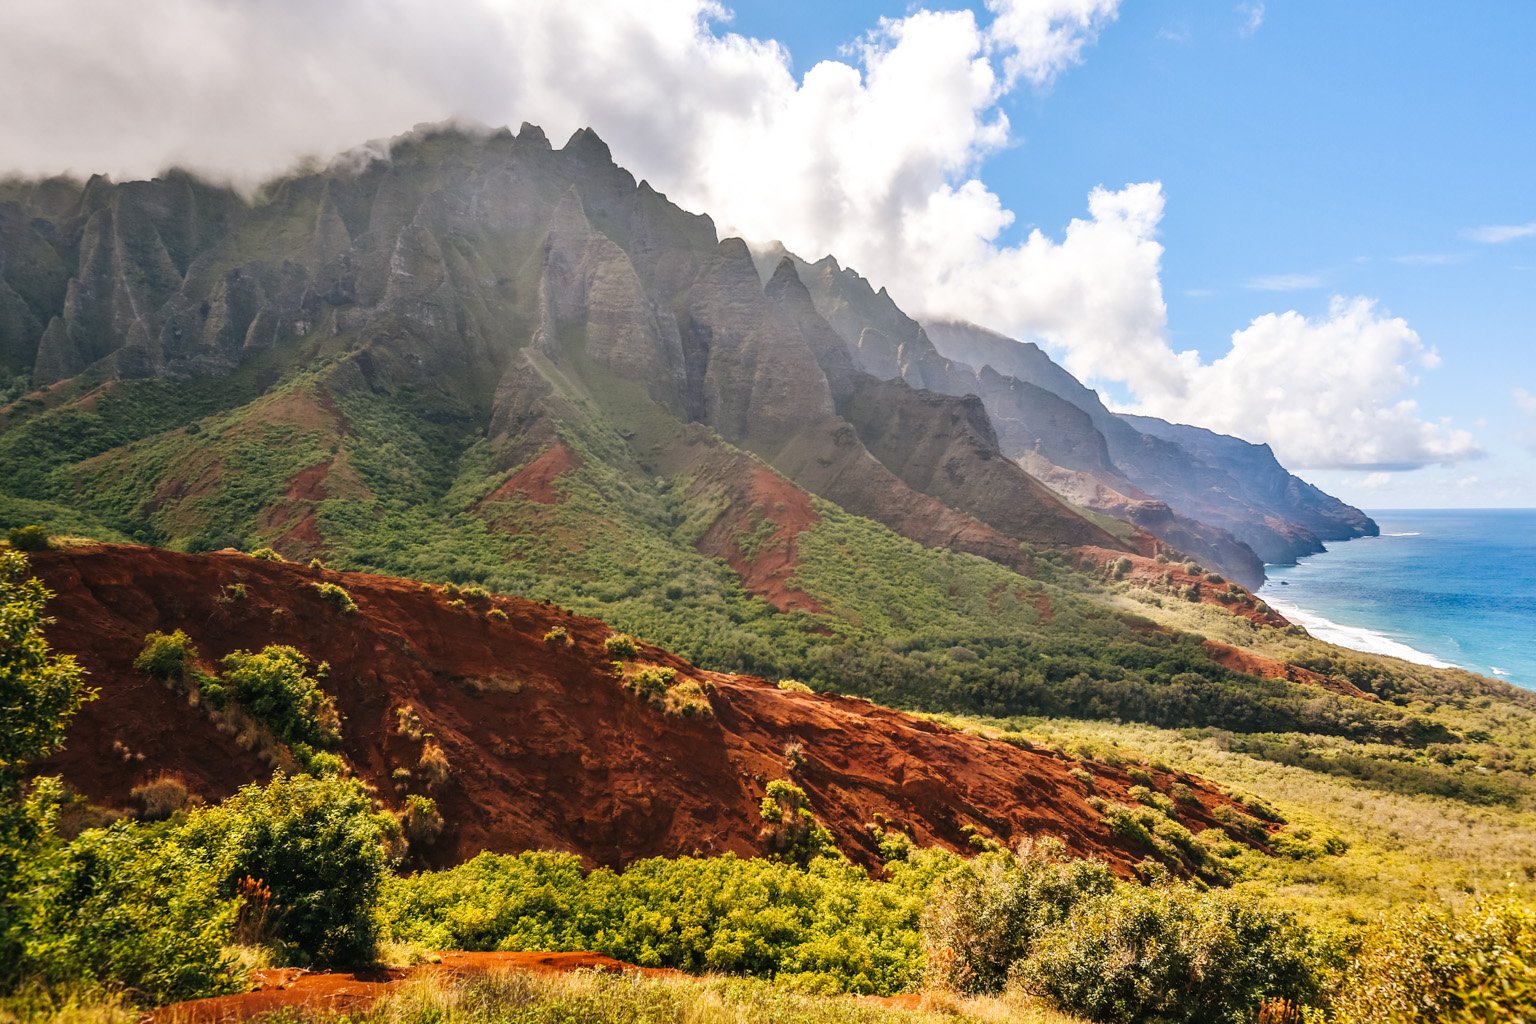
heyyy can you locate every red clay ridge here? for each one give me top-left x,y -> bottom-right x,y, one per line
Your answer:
30,544 -> 1270,876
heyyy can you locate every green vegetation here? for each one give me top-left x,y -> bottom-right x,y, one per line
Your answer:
0,550 -> 95,989
380,849 -> 941,995
1333,893 -> 1536,1023
5,338 -> 1536,1021
181,772 -> 392,967
134,633 -> 343,773
132,629 -> 197,680
5,525 -> 50,551
312,581 -> 358,613
759,780 -> 838,867
604,632 -> 639,659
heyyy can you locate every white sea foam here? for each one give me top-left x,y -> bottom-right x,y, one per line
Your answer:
1260,593 -> 1458,670
1382,531 -> 1422,537
1492,666 -> 1510,677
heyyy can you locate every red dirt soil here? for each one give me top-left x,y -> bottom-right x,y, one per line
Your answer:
692,457 -> 826,615
151,951 -> 681,1024
480,443 -> 582,505
30,544 -> 1268,874
1201,640 -> 1375,701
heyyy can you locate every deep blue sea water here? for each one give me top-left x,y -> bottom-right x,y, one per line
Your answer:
1257,509 -> 1536,689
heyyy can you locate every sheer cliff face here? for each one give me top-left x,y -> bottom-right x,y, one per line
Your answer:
920,320 -> 1378,570
0,122 -> 1122,567
753,249 -> 1374,585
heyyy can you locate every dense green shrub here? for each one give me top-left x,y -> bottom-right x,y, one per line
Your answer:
250,547 -> 285,561
20,819 -> 241,1004
1332,894 -> 1536,1023
398,794 -> 444,849
604,632 -> 639,659
380,849 -> 954,995
1018,882 -> 1318,1024
5,525 -> 50,551
921,839 -> 1115,995
759,779 -> 837,867
217,645 -> 341,754
133,629 -> 199,681
180,772 -> 393,967
0,550 -> 93,986
0,551 -> 91,783
543,625 -> 570,646
313,581 -> 358,614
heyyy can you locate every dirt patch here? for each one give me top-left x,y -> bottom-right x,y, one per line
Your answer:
151,951 -> 680,1023
1201,640 -> 1375,701
481,443 -> 582,506
30,543 -> 1271,876
258,455 -> 372,557
692,456 -> 826,615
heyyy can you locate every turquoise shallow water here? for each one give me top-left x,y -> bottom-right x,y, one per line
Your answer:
1257,509 -> 1536,689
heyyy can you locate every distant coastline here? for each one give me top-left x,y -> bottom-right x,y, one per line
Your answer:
1257,509 -> 1536,688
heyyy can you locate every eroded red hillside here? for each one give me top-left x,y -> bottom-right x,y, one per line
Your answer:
30,544 -> 1264,874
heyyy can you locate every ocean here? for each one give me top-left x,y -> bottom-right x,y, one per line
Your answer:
1257,509 -> 1536,689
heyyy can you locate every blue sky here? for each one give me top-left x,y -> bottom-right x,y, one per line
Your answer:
4,0 -> 1532,507
726,1 -> 1536,507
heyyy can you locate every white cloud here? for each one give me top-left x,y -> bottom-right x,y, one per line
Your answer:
1133,297 -> 1480,470
1390,253 -> 1468,266
1238,2 -> 1265,37
1360,472 -> 1392,489
0,0 -> 1474,473
1245,273 -> 1324,291
984,0 -> 1119,88
1465,222 -> 1536,244
1513,388 -> 1536,415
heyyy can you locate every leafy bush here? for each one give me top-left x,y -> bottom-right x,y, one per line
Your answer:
543,626 -> 570,646
758,779 -> 837,867
0,550 -> 93,986
604,633 -> 639,659
921,839 -> 1115,995
180,772 -> 392,967
133,629 -> 199,681
312,581 -> 358,614
625,665 -> 676,705
1017,882 -> 1319,1024
778,679 -> 813,693
6,525 -> 50,551
380,849 -> 952,995
20,819 -> 241,1004
1332,894 -> 1536,1024
249,547 -> 285,562
398,794 -> 444,849
666,679 -> 713,718
218,645 -> 341,756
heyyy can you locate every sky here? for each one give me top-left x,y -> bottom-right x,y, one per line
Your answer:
1,0 -> 1532,507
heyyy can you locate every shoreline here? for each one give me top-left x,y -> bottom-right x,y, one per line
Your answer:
1258,584 -> 1458,670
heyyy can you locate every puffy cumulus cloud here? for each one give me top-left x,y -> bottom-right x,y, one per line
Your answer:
0,0 -> 1473,471
984,0 -> 1119,87
1133,297 -> 1480,470
904,181 -> 1197,400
